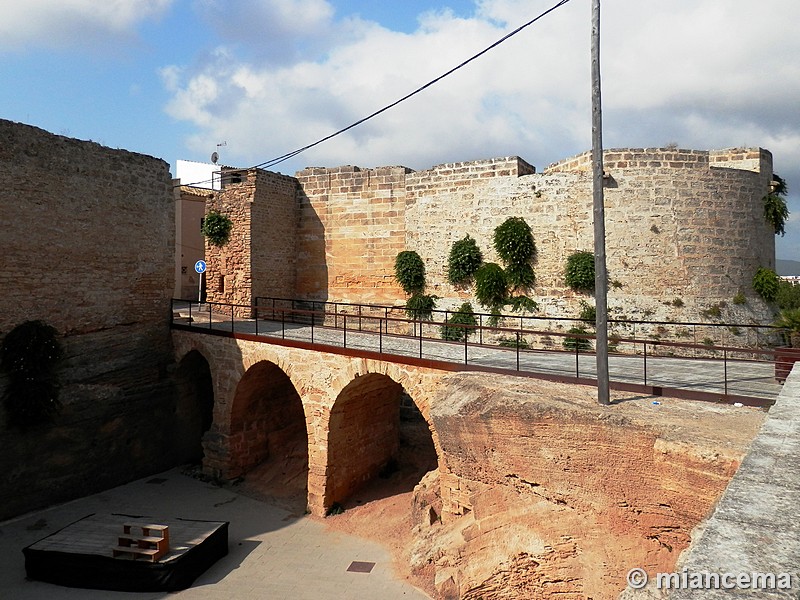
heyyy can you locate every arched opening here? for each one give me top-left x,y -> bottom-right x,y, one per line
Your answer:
174,350 -> 214,464
325,374 -> 438,512
228,361 -> 309,507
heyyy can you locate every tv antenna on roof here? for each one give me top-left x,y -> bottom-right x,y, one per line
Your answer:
210,151 -> 219,164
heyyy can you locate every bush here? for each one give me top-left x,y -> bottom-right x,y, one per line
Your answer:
493,217 -> 536,289
1,320 -> 63,429
474,263 -> 509,312
753,267 -> 780,303
405,293 -> 437,321
579,300 -> 596,324
776,280 -> 800,310
563,327 -> 593,351
763,174 -> 789,236
498,336 -> 530,349
394,251 -> 426,295
564,251 -> 595,292
440,303 -> 478,342
774,308 -> 800,346
201,210 -> 233,247
507,295 -> 539,313
447,235 -> 483,286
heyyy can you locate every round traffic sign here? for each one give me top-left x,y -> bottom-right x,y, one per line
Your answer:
194,260 -> 207,274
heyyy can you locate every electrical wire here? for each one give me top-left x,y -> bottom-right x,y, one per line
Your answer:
177,0 -> 573,188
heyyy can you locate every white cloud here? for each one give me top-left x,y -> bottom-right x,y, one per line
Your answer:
0,0 -> 173,51
162,0 -> 800,203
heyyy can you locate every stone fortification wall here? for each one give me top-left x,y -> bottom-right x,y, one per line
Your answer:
223,147 -> 773,328
402,148 -> 774,324
295,165 -> 411,303
205,168 -> 298,309
0,120 -> 178,520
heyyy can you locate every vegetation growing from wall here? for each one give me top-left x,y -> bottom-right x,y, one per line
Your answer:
447,235 -> 483,286
564,251 -> 595,293
395,250 -> 437,320
763,174 -> 789,236
474,263 -> 509,314
201,210 -> 233,247
440,302 -> 478,342
753,267 -> 780,303
777,280 -> 800,311
406,293 -> 437,321
395,251 -> 426,295
493,217 -> 536,289
578,300 -> 596,324
1,320 -> 62,429
563,326 -> 593,351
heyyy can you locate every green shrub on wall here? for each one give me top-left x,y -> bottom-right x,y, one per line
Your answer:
493,217 -> 536,289
563,326 -> 593,351
564,251 -> 595,293
753,267 -> 780,303
405,293 -> 437,321
763,174 -> 789,236
440,303 -> 478,342
1,320 -> 63,429
394,251 -> 426,295
447,235 -> 483,286
201,210 -> 233,247
474,263 -> 509,312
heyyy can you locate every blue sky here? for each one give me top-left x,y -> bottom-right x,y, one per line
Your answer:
2,0 -> 800,260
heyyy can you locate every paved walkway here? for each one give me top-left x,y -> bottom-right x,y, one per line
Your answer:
667,368 -> 800,598
174,305 -> 782,403
0,469 -> 431,600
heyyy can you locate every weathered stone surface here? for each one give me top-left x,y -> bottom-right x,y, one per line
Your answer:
0,120 -> 177,521
412,372 -> 765,599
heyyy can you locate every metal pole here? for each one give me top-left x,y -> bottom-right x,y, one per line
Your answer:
724,348 -> 728,396
592,0 -> 610,405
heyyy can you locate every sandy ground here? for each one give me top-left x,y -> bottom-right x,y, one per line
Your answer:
234,458 -> 437,597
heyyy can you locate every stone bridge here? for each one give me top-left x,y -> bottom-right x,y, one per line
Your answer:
172,329 -> 452,517
172,328 -> 779,597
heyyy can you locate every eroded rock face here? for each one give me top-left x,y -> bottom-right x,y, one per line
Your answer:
409,373 -> 764,599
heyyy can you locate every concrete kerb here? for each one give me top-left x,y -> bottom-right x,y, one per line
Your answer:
664,365 -> 800,598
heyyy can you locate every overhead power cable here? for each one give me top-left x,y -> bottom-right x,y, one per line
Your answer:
179,0 -> 573,187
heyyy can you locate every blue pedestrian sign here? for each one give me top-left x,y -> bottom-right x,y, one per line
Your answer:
194,260 -> 207,274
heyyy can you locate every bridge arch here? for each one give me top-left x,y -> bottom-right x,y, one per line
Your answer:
227,359 -> 310,499
323,371 -> 439,512
173,349 -> 215,464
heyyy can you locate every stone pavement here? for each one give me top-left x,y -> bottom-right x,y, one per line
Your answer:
0,469 -> 431,600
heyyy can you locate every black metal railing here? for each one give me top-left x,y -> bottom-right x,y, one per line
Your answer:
170,298 -> 789,406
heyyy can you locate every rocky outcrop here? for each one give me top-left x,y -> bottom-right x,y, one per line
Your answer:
409,373 -> 764,599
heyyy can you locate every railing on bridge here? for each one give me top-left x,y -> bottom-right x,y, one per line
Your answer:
170,297 -> 795,407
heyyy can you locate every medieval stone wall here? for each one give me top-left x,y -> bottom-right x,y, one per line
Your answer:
0,119 -> 178,520
403,148 -> 774,324
209,147 -> 774,328
295,165 -> 411,303
280,148 -> 774,327
204,169 -> 298,310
